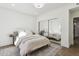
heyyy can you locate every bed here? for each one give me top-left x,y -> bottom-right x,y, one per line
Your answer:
14,30 -> 50,56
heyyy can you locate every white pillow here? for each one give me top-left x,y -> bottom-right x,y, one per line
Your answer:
18,31 -> 27,37
14,31 -> 32,46
14,37 -> 20,46
14,31 -> 27,46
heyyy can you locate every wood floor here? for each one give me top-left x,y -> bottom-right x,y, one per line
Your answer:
56,37 -> 79,56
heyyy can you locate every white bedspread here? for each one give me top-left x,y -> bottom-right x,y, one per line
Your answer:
15,34 -> 50,56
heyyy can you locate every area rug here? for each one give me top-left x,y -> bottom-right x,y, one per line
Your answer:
0,42 -> 61,56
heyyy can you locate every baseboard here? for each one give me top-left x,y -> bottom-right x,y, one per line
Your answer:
0,44 -> 14,48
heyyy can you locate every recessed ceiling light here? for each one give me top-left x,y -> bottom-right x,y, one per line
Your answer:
11,4 -> 15,7
34,3 -> 45,8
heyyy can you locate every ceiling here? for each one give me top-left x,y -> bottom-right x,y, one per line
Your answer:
70,6 -> 79,13
0,3 -> 71,16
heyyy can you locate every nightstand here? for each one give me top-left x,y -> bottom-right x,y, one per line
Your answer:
9,34 -> 16,45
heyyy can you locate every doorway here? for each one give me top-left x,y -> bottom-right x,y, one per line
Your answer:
69,7 -> 79,46
73,17 -> 79,45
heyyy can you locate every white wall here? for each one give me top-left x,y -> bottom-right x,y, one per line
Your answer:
0,7 -> 36,47
37,4 -> 77,48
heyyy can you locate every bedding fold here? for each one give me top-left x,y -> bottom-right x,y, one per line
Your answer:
14,34 -> 50,56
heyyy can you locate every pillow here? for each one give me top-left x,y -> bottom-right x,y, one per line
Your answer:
14,30 -> 33,46
14,37 -> 20,46
18,31 -> 27,37
14,31 -> 27,46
